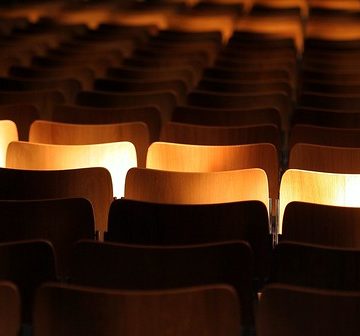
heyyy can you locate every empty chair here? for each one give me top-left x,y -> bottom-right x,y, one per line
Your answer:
52,105 -> 161,142
0,240 -> 56,324
34,283 -> 240,336
0,198 -> 94,278
125,168 -> 270,213
173,106 -> 281,129
76,90 -> 177,125
0,167 -> 112,234
29,121 -> 149,167
289,125 -> 360,148
0,90 -> 64,120
279,169 -> 360,233
0,281 -> 20,336
107,198 -> 271,280
146,142 -> 279,199
289,143 -> 360,173
160,122 -> 281,148
257,283 -> 360,336
0,104 -> 39,141
70,240 -> 255,329
272,241 -> 360,290
0,120 -> 17,167
6,141 -> 137,198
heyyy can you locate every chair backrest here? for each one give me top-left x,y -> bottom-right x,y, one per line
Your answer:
125,168 -> 270,214
52,105 -> 161,142
160,122 -> 281,148
6,141 -> 137,198
0,198 -> 94,278
146,142 -> 278,199
0,104 -> 39,141
107,198 -> 271,279
289,124 -> 360,148
279,169 -> 360,233
289,143 -> 360,173
0,281 -> 20,336
272,241 -> 360,290
75,90 -> 177,125
34,283 -> 240,336
29,120 -> 149,168
0,167 -> 112,234
257,283 -> 360,336
70,240 -> 254,328
0,120 -> 17,167
173,106 -> 281,128
0,240 -> 56,324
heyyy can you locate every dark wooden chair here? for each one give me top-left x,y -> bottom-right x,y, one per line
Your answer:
0,167 -> 113,235
0,240 -> 56,324
257,283 -> 360,336
34,283 -> 240,336
0,281 -> 20,336
0,198 -> 94,278
70,240 -> 255,329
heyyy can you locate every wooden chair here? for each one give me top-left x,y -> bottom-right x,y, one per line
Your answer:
34,283 -> 240,336
0,240 -> 56,324
293,107 -> 360,128
160,122 -> 281,148
106,198 -> 271,281
272,241 -> 360,290
94,78 -> 188,104
146,142 -> 279,199
0,120 -> 17,167
289,124 -> 360,148
173,106 -> 281,129
301,80 -> 360,95
6,141 -> 137,199
0,104 -> 39,141
75,90 -> 177,125
9,65 -> 95,90
279,169 -> 360,233
52,105 -> 161,142
289,143 -> 360,173
0,90 -> 64,120
29,120 -> 149,168
257,283 -> 360,336
197,78 -> 292,96
125,168 -> 270,214
0,167 -> 112,234
70,240 -> 255,329
187,91 -> 291,132
281,202 -> 360,248
0,198 -> 94,278
0,281 -> 20,336
0,77 -> 81,103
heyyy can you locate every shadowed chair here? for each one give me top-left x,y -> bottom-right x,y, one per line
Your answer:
257,283 -> 360,336
0,240 -> 56,324
0,198 -> 94,278
6,141 -> 137,198
146,142 -> 279,199
0,167 -> 112,234
34,283 -> 240,336
106,198 -> 271,281
125,168 -> 270,214
0,281 -> 20,336
52,105 -> 161,142
272,241 -> 360,290
29,121 -> 149,167
279,169 -> 360,233
289,143 -> 360,173
70,240 -> 255,329
0,120 -> 17,167
160,122 -> 281,148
